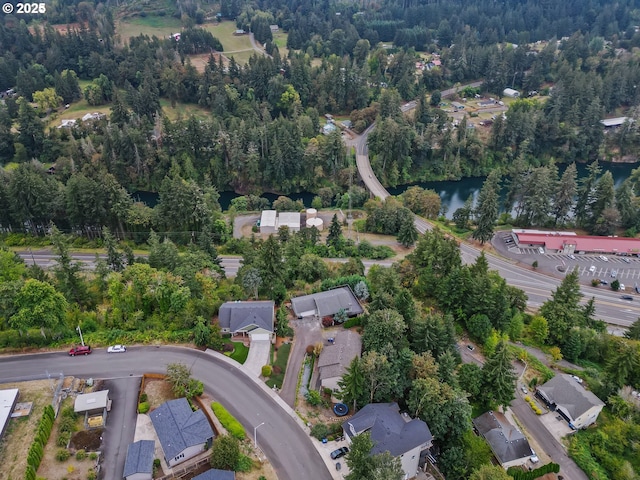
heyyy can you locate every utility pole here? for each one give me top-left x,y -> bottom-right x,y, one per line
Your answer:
76,325 -> 85,346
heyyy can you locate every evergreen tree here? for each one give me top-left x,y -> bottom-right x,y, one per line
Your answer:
481,341 -> 516,409
326,213 -> 343,248
472,171 -> 501,244
337,357 -> 366,413
397,214 -> 418,247
49,225 -> 88,305
0,105 -> 15,162
624,318 -> 640,340
539,270 -> 585,345
16,98 -> 44,159
574,161 -> 601,228
345,432 -> 374,480
102,226 -> 123,272
553,163 -> 577,226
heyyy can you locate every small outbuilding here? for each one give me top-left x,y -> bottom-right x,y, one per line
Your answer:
74,390 -> 111,428
503,88 -> 520,98
278,211 -> 301,232
192,469 -> 235,480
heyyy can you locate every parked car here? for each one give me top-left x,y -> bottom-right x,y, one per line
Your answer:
599,279 -> 608,285
568,254 -> 576,260
600,255 -> 609,262
589,265 -> 596,273
623,257 -> 631,263
611,269 -> 618,278
467,345 -> 475,351
69,345 -> 92,356
620,284 -> 626,291
621,295 -> 634,301
521,386 -> 528,394
107,345 -> 127,353
330,447 -> 349,459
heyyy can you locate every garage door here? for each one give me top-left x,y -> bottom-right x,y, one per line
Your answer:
250,333 -> 271,341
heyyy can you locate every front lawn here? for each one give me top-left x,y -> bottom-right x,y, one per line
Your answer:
227,342 -> 249,364
266,343 -> 291,389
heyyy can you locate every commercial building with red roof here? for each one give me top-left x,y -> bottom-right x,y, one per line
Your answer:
511,229 -> 640,256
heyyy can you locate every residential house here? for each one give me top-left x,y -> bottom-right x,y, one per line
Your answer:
322,122 -> 337,135
536,374 -> 604,429
601,117 -> 632,128
317,329 -> 362,393
290,286 -> 364,320
343,403 -> 433,480
0,388 -> 19,440
269,24 -> 279,33
123,440 -> 155,480
451,101 -> 465,110
473,411 -> 535,469
217,301 -> 275,342
150,398 -> 214,467
74,390 -> 111,428
193,469 -> 235,480
81,112 -> 105,122
58,119 -> 77,129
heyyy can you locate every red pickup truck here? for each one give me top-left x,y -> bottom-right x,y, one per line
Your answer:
69,345 -> 92,356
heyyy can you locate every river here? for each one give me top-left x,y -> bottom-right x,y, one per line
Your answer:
133,161 -> 639,217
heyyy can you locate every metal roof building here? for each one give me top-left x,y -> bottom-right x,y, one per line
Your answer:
259,210 -> 277,234
512,229 -> 640,255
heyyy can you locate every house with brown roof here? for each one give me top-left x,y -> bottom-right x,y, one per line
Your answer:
317,329 -> 362,393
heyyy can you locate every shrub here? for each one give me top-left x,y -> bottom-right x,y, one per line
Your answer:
343,317 -> 361,328
57,432 -> 71,447
211,402 -> 246,440
139,393 -> 148,403
61,406 -> 77,419
76,449 -> 87,460
305,390 -> 322,406
58,416 -> 77,434
236,454 -> 254,472
87,468 -> 97,480
56,449 -> 71,462
261,365 -> 272,377
89,452 -> 98,461
310,423 -> 329,440
306,345 -> 315,354
138,402 -> 150,414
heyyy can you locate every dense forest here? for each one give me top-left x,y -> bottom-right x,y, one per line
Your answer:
2,0 -> 640,240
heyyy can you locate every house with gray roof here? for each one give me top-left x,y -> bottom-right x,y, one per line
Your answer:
150,398 -> 214,467
193,469 -> 235,480
123,440 -> 155,480
343,403 -> 432,479
318,329 -> 361,393
290,286 -> 363,320
472,411 -> 534,469
536,374 -> 604,429
217,301 -> 275,342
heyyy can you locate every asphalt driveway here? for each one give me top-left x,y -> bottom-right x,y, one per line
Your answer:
100,376 -> 142,480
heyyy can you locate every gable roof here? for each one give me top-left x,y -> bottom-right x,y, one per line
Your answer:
218,301 -> 275,333
150,398 -> 214,460
537,374 -> 604,420
318,330 -> 362,381
290,286 -> 364,318
473,411 -> 533,465
74,390 -> 109,413
123,440 -> 155,477
192,469 -> 235,480
343,403 -> 432,457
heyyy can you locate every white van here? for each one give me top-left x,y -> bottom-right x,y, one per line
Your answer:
538,247 -> 545,254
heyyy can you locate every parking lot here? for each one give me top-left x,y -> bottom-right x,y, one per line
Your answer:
494,232 -> 640,290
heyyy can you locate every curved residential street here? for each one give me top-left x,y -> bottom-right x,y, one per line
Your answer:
0,347 -> 332,480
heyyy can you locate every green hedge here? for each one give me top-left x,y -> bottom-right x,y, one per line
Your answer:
507,463 -> 560,480
343,317 -> 361,328
211,402 -> 246,440
25,405 -> 55,479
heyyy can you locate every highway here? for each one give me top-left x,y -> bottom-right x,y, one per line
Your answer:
0,347 -> 331,480
350,84 -> 640,331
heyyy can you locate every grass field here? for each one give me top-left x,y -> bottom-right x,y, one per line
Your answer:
116,15 -> 182,44
228,342 -> 250,364
203,21 -> 253,52
266,342 -> 291,389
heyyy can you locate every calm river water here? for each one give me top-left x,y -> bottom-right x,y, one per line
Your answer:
134,161 -> 639,218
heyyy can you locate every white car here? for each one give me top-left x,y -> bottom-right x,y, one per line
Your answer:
589,265 -> 596,273
107,345 -> 127,353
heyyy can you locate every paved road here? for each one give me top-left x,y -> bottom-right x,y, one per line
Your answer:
0,347 -> 331,480
349,84 -> 640,331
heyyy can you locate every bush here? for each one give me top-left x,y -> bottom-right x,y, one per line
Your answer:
138,402 -> 150,414
343,317 -> 361,328
310,423 -> 329,440
139,393 -> 148,403
58,416 -> 76,434
305,390 -> 322,406
56,449 -> 71,462
57,432 -> 71,447
235,454 -> 254,472
261,365 -> 272,377
76,449 -> 87,460
87,468 -> 97,480
211,402 -> 246,440
89,452 -> 98,461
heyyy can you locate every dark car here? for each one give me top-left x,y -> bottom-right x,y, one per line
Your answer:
330,447 -> 349,460
599,279 -> 608,285
620,295 -> 634,301
69,345 -> 92,356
